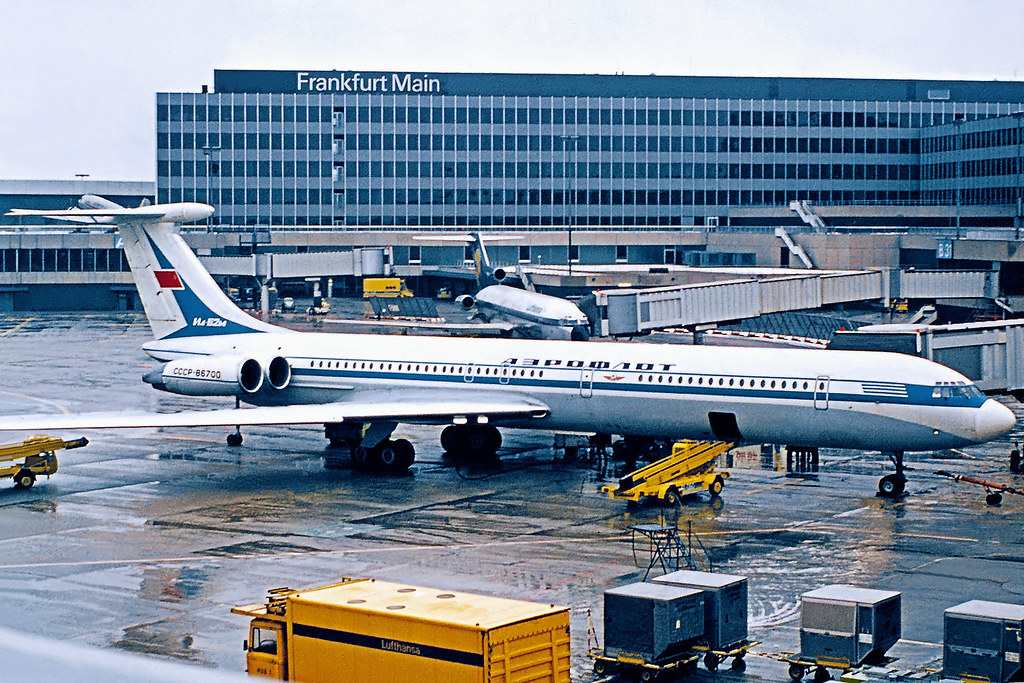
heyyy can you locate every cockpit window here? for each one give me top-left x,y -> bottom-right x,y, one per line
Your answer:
932,381 -> 984,400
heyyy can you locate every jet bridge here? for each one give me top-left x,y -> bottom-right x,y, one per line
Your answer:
829,319 -> 1024,395
592,269 -> 997,337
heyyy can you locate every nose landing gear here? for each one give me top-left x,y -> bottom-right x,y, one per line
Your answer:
877,451 -> 906,497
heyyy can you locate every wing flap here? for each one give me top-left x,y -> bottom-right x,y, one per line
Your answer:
0,395 -> 550,432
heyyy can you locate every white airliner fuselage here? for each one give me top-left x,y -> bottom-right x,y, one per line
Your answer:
142,330 -> 1008,453
2,196 -> 1016,497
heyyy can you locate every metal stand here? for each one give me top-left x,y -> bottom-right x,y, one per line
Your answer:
630,521 -> 711,579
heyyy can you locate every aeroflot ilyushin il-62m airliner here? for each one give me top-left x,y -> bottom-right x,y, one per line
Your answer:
2,196 -> 1016,497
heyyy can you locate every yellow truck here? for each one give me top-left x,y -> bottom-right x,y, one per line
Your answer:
0,435 -> 88,489
232,578 -> 571,683
362,277 -> 413,298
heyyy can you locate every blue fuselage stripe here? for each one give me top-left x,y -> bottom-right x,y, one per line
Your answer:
288,359 -> 982,409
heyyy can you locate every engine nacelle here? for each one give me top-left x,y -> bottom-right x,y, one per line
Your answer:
456,294 -> 475,309
266,355 -> 291,390
144,355 -> 264,396
492,267 -> 507,282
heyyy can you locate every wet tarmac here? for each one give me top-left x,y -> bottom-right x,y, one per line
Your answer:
0,312 -> 1021,682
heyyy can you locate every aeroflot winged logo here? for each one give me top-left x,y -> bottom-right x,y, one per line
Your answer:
154,270 -> 185,290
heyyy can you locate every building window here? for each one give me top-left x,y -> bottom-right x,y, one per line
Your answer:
409,245 -> 421,265
518,245 -> 530,263
616,245 -> 628,263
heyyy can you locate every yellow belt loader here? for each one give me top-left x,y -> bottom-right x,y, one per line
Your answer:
0,435 -> 88,489
602,440 -> 732,505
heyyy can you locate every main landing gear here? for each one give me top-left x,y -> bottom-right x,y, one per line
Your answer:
351,439 -> 415,473
440,424 -> 502,461
877,451 -> 907,497
323,423 -> 415,474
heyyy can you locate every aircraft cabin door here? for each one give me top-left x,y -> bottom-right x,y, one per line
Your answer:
813,375 -> 830,410
463,363 -> 475,383
499,361 -> 511,385
580,369 -> 594,398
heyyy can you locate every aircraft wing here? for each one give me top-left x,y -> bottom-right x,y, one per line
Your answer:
0,392 -> 550,432
323,318 -> 517,336
6,207 -> 168,223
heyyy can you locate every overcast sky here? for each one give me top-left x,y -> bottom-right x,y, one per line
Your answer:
2,0 -> 1023,182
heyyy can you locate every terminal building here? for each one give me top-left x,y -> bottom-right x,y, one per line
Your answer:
156,70 -> 1024,231
3,71 -> 1024,313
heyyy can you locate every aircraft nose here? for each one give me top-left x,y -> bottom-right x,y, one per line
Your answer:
974,399 -> 1016,442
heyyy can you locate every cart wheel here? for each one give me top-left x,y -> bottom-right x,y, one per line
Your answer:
986,491 -> 1003,506
788,663 -> 806,681
664,486 -> 682,507
593,659 -> 608,676
813,666 -> 832,683
704,652 -> 720,671
13,469 -> 35,490
731,656 -> 747,671
640,669 -> 656,682
709,476 -> 724,497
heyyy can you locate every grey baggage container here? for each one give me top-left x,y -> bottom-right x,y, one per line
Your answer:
652,570 -> 748,649
944,600 -> 1024,683
799,585 -> 901,666
604,582 -> 705,663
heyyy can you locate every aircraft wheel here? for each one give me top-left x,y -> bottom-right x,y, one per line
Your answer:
986,491 -> 1003,506
465,426 -> 497,456
352,445 -> 372,470
704,652 -> 720,671
382,438 -> 415,472
788,664 -> 806,681
464,427 -> 488,454
226,432 -> 243,447
481,425 -> 501,453
378,440 -> 401,469
878,473 -> 905,497
709,476 -> 725,497
13,469 -> 35,490
440,425 -> 458,452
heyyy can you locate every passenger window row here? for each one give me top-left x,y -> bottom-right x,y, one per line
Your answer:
637,374 -> 812,390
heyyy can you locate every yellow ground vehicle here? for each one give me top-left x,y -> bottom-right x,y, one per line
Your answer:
0,435 -> 88,489
602,440 -> 732,505
232,578 -> 571,682
362,277 -> 413,298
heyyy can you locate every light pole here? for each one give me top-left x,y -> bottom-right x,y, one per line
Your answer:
74,174 -> 89,203
202,144 -> 221,231
560,134 -> 579,276
953,120 -> 962,239
1015,111 -> 1023,240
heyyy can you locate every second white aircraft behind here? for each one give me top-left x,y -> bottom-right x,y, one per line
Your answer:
1,196 -> 1016,497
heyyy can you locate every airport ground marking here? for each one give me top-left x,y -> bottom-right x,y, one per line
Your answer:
0,318 -> 34,337
741,478 -> 804,495
0,390 -> 70,414
0,535 -> 638,571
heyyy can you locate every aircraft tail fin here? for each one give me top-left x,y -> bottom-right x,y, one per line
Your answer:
470,232 -> 507,287
115,212 -> 281,340
9,195 -> 281,340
